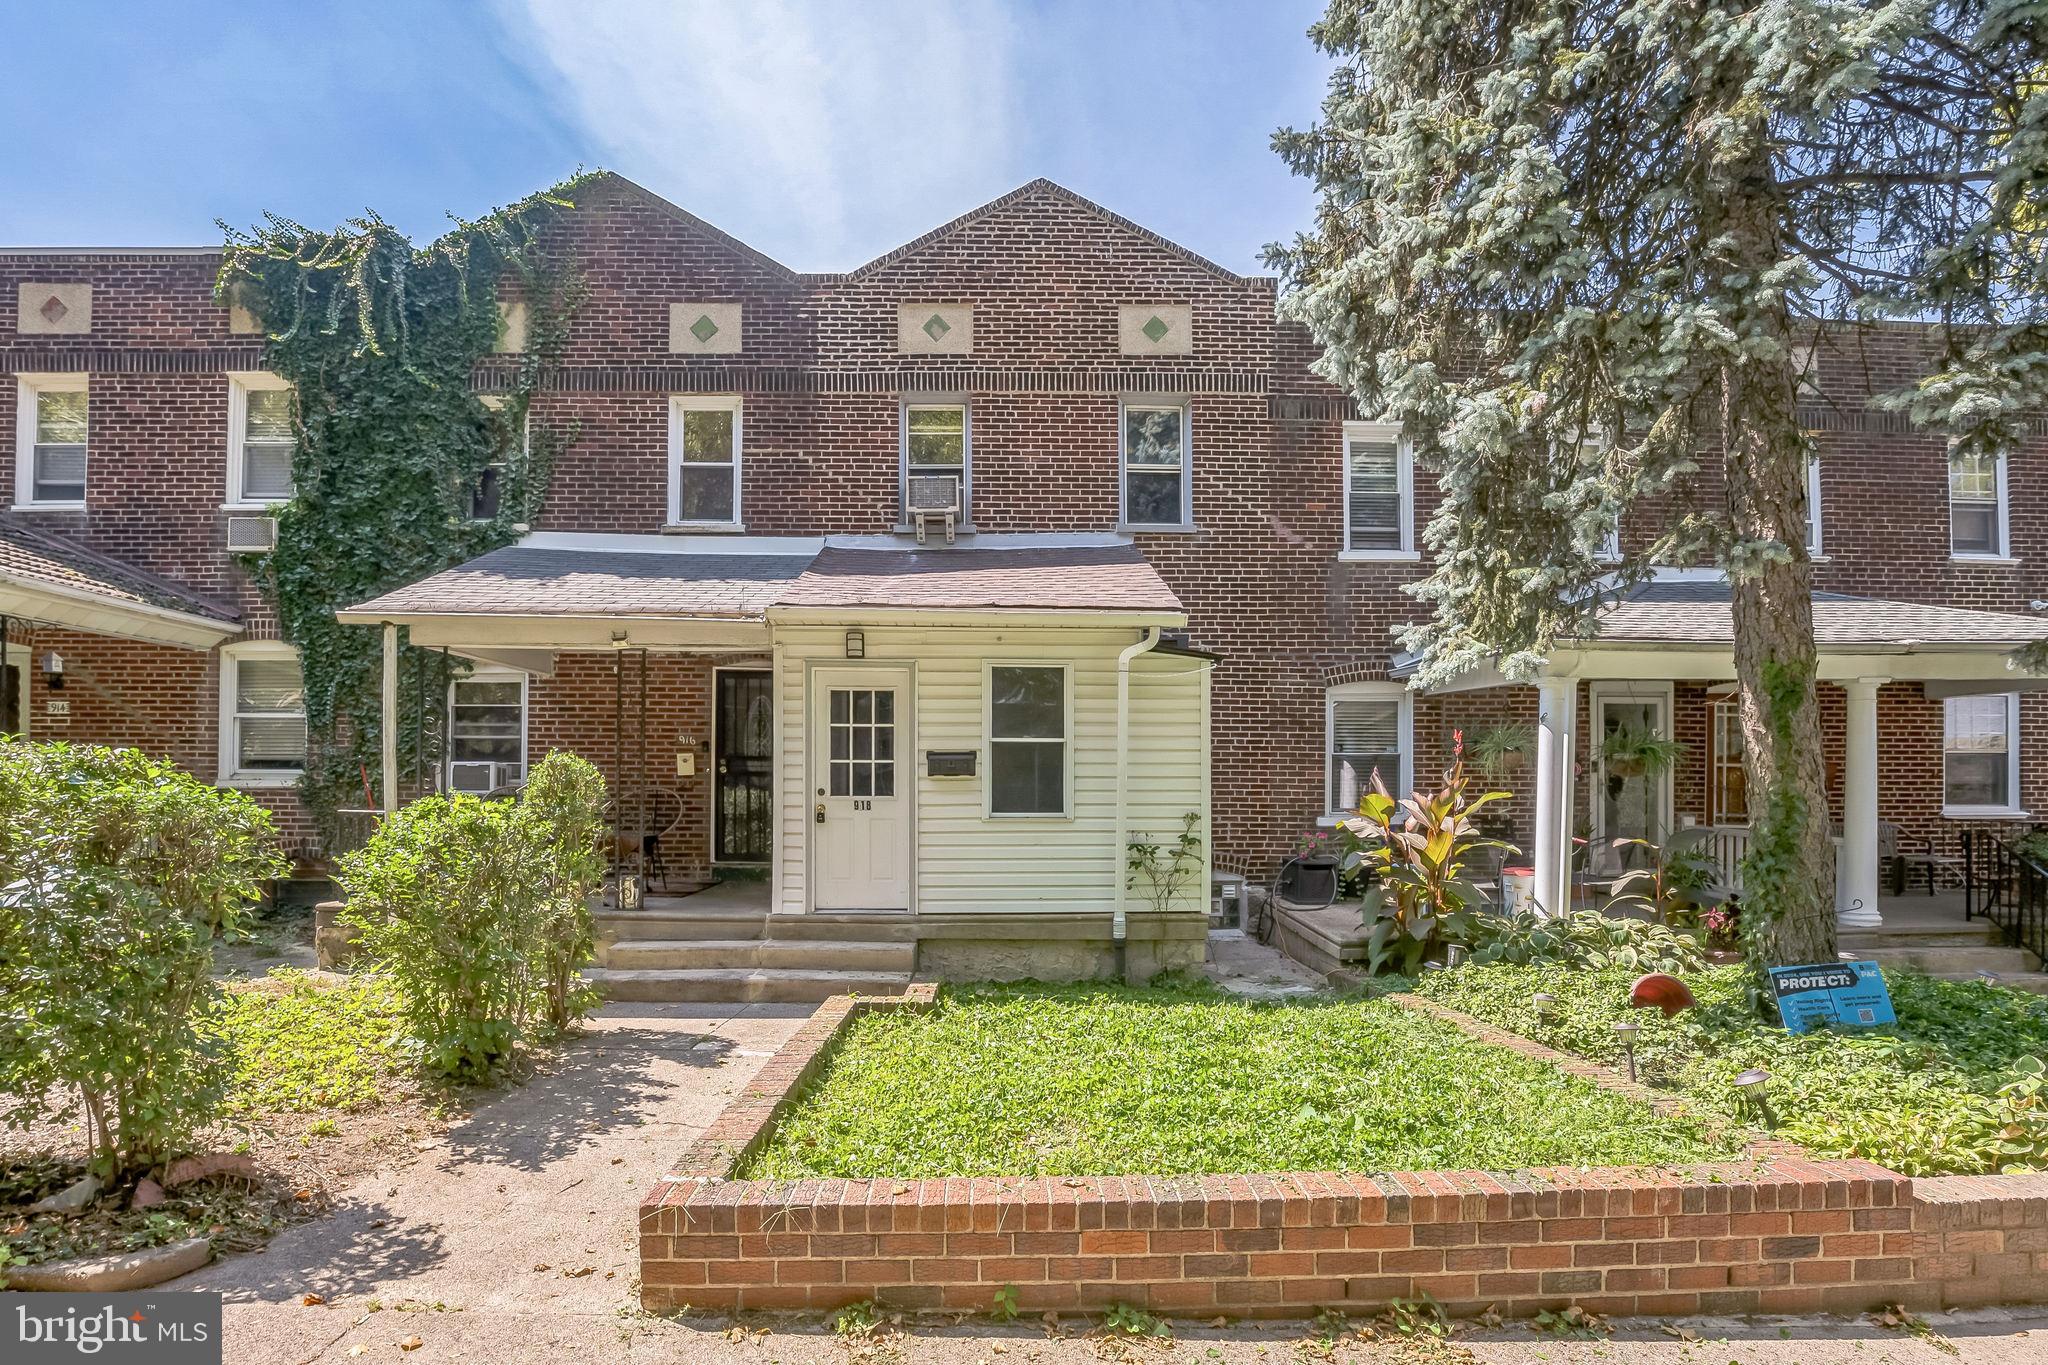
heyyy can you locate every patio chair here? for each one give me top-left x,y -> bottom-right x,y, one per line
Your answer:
1880,821 -> 1964,896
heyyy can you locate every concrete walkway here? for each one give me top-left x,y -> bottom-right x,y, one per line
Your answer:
172,1001 -> 811,1363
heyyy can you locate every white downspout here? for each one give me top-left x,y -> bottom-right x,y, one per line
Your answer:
381,622 -> 399,814
1113,625 -> 1162,980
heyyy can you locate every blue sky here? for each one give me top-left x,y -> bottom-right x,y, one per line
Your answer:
2,1 -> 1333,276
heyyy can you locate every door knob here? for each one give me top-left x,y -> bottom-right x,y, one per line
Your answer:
815,802 -> 826,824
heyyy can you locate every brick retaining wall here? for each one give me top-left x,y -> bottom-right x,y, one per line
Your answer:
639,990 -> 2048,1319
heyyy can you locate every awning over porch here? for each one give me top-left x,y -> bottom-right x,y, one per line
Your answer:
770,544 -> 1185,624
1598,578 -> 2048,653
0,513 -> 239,649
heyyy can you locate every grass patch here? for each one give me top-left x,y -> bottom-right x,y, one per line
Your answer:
214,969 -> 408,1114
742,978 -> 1737,1179
1414,963 -> 2048,1175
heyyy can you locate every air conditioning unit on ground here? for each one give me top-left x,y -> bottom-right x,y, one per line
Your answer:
226,515 -> 278,552
907,474 -> 960,545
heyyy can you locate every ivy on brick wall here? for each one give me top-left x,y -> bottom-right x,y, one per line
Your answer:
216,173 -> 593,837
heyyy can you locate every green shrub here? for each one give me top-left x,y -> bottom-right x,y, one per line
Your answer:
0,743 -> 287,1176
1472,908 -> 1707,973
339,751 -> 606,1078
1340,753 -> 1511,974
1415,962 -> 2048,1175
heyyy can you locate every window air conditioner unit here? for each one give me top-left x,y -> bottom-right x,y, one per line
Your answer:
907,473 -> 960,545
226,515 -> 278,552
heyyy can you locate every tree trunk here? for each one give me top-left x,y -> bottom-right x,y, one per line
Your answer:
1718,181 -> 1838,973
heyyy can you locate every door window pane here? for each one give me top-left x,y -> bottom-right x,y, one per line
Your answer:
990,665 -> 1066,814
827,687 -> 895,802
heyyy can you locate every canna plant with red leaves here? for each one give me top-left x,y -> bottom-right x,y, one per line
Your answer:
1340,746 -> 1516,975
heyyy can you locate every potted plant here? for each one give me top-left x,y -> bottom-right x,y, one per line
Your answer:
1464,722 -> 1534,777
1600,722 -> 1685,779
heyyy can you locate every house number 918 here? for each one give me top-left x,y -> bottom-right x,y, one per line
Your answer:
852,799 -> 872,811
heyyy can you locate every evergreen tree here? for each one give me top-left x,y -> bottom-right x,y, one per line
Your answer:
1270,0 -> 2048,969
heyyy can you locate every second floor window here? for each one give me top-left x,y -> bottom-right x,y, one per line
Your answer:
1804,456 -> 1823,556
1121,402 -> 1189,528
670,396 -> 742,527
1950,451 -> 2006,558
475,396 -> 529,522
17,376 -> 88,506
904,403 -> 967,522
1341,421 -> 1412,557
229,375 -> 296,505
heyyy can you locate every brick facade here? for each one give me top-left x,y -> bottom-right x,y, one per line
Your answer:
3,174 -> 2045,878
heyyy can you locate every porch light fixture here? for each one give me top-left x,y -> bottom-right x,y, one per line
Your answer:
610,629 -> 629,647
1733,1067 -> 1775,1127
844,630 -> 865,659
1612,1019 -> 1641,1083
40,651 -> 63,691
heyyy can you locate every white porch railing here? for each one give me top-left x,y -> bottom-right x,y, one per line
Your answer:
1694,824 -> 1851,908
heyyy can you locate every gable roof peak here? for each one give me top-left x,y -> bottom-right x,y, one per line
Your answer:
583,170 -> 800,282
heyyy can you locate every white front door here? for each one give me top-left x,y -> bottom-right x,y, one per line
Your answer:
1591,683 -> 1675,847
811,667 -> 911,910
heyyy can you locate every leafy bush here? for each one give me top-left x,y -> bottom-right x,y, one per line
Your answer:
339,751 -> 605,1078
214,970 -> 406,1114
1472,908 -> 1707,973
1416,962 -> 2048,1175
0,743 -> 287,1176
1340,753 -> 1511,974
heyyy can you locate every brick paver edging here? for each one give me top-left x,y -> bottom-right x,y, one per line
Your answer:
639,988 -> 2048,1319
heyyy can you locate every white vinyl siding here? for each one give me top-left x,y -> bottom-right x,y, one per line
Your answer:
15,374 -> 88,508
668,396 -> 742,527
1340,421 -> 1414,559
1944,692 -> 2022,816
773,627 -> 1208,917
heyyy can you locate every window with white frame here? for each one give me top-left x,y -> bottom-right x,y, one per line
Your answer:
227,373 -> 295,506
1326,682 -> 1411,815
904,402 -> 968,521
448,674 -> 527,793
669,396 -> 742,526
1944,693 -> 2022,814
988,664 -> 1068,815
1340,422 -> 1412,556
220,644 -> 306,783
1121,402 -> 1189,528
15,375 -> 88,507
1949,451 -> 2007,557
475,395 -> 528,522
1804,456 -> 1823,556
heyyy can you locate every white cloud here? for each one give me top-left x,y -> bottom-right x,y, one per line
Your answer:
492,0 -> 1024,269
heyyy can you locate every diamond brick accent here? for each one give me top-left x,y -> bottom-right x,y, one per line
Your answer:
39,295 -> 68,324
922,313 -> 951,341
690,313 -> 720,343
1141,314 -> 1170,343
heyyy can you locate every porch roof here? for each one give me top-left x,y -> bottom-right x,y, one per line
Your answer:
0,513 -> 240,649
773,544 -> 1184,617
339,546 -> 815,622
1595,580 -> 2048,649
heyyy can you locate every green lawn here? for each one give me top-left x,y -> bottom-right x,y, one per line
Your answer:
741,979 -> 1737,1179
1415,963 -> 2048,1176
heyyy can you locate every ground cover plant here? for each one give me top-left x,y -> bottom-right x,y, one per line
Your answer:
1415,963 -> 2048,1175
743,977 -> 1735,1179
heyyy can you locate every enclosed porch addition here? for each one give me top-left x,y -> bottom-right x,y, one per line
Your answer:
340,534 -> 1214,996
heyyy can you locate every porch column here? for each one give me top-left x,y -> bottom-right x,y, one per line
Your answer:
1533,675 -> 1577,917
381,622 -> 399,815
1838,677 -> 1887,930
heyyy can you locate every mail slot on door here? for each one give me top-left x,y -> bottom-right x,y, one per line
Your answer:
926,750 -> 976,777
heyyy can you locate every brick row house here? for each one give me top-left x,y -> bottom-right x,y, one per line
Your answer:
5,173 -> 2045,986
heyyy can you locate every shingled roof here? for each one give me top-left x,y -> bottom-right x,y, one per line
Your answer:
1595,579 -> 2048,648
344,546 -> 816,620
775,545 -> 1184,615
0,514 -> 238,626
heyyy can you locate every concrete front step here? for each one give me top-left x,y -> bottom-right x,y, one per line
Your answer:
596,911 -> 919,944
600,938 -> 916,972
1927,970 -> 2048,995
1840,922 -> 2005,949
586,966 -> 913,1003
1850,945 -> 2039,975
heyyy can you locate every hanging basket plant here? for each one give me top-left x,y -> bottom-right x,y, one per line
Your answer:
1464,722 -> 1535,776
1601,722 -> 1686,780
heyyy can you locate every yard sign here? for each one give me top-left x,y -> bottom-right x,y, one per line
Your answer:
1766,960 -> 1897,1034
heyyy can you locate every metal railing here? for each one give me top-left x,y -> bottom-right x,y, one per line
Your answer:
1962,829 -> 2048,967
